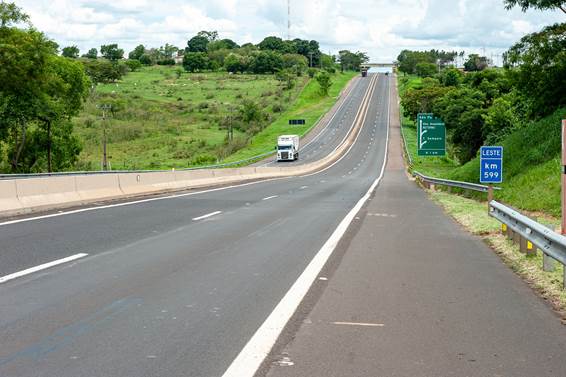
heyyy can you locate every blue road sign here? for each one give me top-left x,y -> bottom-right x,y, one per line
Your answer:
480,146 -> 503,184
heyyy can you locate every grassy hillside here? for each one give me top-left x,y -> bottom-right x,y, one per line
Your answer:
74,66 -> 354,170
398,75 -> 566,216
223,71 -> 356,162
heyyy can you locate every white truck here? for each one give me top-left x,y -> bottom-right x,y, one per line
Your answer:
276,135 -> 299,162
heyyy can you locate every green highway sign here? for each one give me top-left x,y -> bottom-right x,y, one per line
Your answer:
417,113 -> 446,156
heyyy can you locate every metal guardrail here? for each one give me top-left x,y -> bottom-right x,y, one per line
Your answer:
0,150 -> 275,180
489,200 -> 566,287
399,115 -> 413,167
413,171 -> 501,193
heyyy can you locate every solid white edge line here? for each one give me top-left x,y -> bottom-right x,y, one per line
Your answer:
0,253 -> 89,284
192,211 -> 222,221
220,74 -> 390,377
262,195 -> 278,201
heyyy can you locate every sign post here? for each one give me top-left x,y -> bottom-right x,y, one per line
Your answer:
417,113 -> 446,156
480,146 -> 503,211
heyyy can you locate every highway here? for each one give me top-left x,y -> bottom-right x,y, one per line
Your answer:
0,73 -> 390,377
261,75 -> 368,166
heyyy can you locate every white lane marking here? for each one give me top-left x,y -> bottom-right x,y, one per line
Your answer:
0,253 -> 88,284
221,74 -> 390,377
192,211 -> 222,221
299,186 -> 309,190
262,195 -> 278,201
331,321 -> 385,327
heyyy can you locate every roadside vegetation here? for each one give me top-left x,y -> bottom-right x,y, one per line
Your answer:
0,2 -> 367,173
397,3 -> 566,216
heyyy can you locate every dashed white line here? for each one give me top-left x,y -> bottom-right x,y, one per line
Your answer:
192,211 -> 222,221
0,253 -> 88,284
262,195 -> 278,201
300,186 -> 309,190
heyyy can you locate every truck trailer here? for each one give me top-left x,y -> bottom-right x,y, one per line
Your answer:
276,135 -> 299,161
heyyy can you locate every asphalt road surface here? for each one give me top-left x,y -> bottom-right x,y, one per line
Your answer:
0,73 -> 389,377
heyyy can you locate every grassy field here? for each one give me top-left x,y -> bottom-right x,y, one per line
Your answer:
398,74 -> 566,216
74,66 -> 355,170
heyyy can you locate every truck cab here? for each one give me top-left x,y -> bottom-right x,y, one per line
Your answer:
277,135 -> 299,161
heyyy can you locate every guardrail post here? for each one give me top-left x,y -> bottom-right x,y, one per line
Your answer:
543,253 -> 556,272
519,236 -> 527,254
430,183 -> 435,192
513,229 -> 520,245
526,240 -> 536,257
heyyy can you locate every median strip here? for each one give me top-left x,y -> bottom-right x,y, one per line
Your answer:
0,253 -> 88,284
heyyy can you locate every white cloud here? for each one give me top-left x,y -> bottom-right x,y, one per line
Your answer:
12,0 -> 566,61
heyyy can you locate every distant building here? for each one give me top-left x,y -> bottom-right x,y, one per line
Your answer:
174,52 -> 184,65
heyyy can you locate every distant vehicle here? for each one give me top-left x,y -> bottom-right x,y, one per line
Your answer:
277,135 -> 299,161
361,67 -> 368,77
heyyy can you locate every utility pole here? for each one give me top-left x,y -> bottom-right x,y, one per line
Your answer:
97,104 -> 112,171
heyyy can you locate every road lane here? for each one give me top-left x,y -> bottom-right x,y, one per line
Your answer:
0,73 -> 389,377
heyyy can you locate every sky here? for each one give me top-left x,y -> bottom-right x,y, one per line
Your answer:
13,0 -> 564,64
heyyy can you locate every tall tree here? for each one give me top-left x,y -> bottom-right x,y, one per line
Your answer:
62,45 -> 79,58
504,22 -> 566,116
315,71 -> 332,96
100,44 -> 124,61
503,0 -> 566,13
0,0 -> 30,27
83,48 -> 97,59
128,44 -> 145,60
186,34 -> 209,53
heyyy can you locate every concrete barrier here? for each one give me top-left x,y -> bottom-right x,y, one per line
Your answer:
16,176 -> 80,209
0,180 -> 23,212
76,174 -> 123,201
118,171 -> 177,195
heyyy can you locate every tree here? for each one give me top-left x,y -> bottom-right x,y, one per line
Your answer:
415,62 -> 437,77
83,48 -> 97,59
275,68 -> 296,90
258,36 -> 286,51
182,52 -> 209,72
464,54 -> 489,71
440,68 -> 463,86
504,22 -> 566,116
0,8 -> 88,172
128,44 -> 145,60
139,53 -> 153,65
282,53 -> 308,75
0,1 -> 30,27
81,59 -> 124,83
100,44 -> 124,61
209,39 -> 239,51
124,59 -> 142,72
186,34 -> 209,53
159,43 -> 178,59
249,50 -> 283,74
401,80 -> 449,119
62,45 -> 79,59
315,71 -> 332,96
433,88 -> 487,163
197,30 -> 218,42
224,53 -> 247,73
503,0 -> 566,13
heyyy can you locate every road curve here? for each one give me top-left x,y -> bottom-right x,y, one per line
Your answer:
0,73 -> 389,377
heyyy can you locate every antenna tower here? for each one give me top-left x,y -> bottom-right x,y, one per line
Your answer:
287,0 -> 291,40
